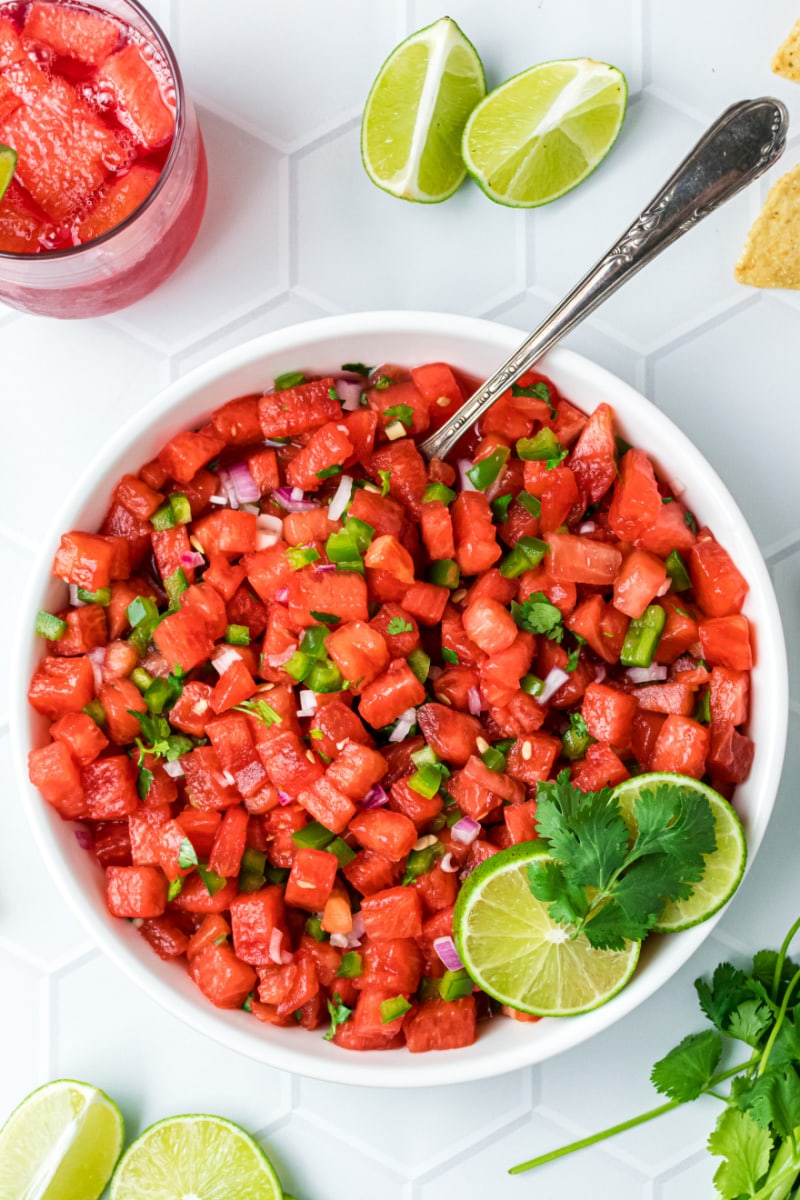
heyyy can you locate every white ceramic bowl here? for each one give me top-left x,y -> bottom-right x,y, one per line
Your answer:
10,312 -> 788,1088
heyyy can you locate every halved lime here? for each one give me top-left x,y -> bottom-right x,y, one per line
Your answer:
110,1114 -> 282,1200
361,17 -> 486,202
0,1078 -> 124,1200
613,772 -> 747,933
454,841 -> 640,1016
462,57 -> 627,207
0,144 -> 17,205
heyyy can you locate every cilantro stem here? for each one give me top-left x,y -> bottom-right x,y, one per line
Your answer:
758,965 -> 800,1077
772,914 -> 800,1001
508,1058 -> 756,1175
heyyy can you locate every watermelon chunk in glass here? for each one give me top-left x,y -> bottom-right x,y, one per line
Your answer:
99,42 -> 175,149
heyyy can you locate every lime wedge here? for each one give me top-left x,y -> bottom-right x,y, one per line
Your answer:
110,1114 -> 283,1200
454,841 -> 640,1016
613,772 -> 747,933
0,1078 -> 124,1200
462,57 -> 627,207
361,17 -> 485,202
0,143 -> 17,205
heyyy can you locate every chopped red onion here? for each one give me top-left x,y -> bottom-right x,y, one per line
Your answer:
315,563 -> 337,574
433,935 -> 464,971
539,666 -> 570,705
440,852 -> 458,874
351,910 -> 366,941
163,759 -> 185,778
274,486 -> 317,513
212,646 -> 240,676
298,689 -> 318,715
336,380 -> 363,411
451,816 -> 481,846
264,437 -> 289,448
387,707 -> 417,743
361,784 -> 389,809
274,586 -> 289,605
74,827 -> 92,850
255,513 -> 283,550
69,584 -> 85,608
457,458 -> 479,493
656,577 -> 672,597
181,551 -> 206,570
626,663 -> 668,684
578,520 -> 596,534
277,790 -> 292,806
329,932 -> 349,948
428,665 -> 443,681
269,928 -> 292,965
594,663 -> 607,683
265,645 -> 297,668
467,686 -> 482,716
209,493 -> 227,505
216,465 -> 240,510
222,769 -> 236,787
228,460 -> 261,505
87,646 -> 105,690
328,473 -> 353,521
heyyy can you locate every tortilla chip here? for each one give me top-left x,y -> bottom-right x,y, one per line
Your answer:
735,165 -> 800,289
773,18 -> 800,80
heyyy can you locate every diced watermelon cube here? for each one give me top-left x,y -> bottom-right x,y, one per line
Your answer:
360,886 -> 424,939
28,655 -> 95,719
0,178 -> 46,252
404,996 -> 477,1052
258,378 -> 342,438
28,740 -> 86,819
82,755 -> 140,819
77,163 -> 159,244
52,530 -> 116,591
50,711 -> 108,765
230,887 -> 290,966
152,607 -> 214,673
24,2 -> 121,65
138,915 -> 189,960
0,17 -> 25,67
106,865 -> 168,918
348,810 -> 418,863
157,426 -> 226,485
284,847 -> 338,911
358,937 -> 423,993
188,942 -> 257,1009
208,805 -> 249,878
297,777 -> 356,836
99,42 -> 175,149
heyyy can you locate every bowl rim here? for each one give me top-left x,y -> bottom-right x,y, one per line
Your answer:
9,310 -> 788,1088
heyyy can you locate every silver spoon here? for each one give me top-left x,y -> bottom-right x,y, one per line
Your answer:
417,96 -> 788,463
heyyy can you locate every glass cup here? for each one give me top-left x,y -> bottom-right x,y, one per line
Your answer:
0,0 -> 207,318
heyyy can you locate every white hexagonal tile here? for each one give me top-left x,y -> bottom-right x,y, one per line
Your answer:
656,1147 -> 718,1200
0,321 -> 165,544
0,733 -> 93,968
53,952 -> 291,1136
110,109 -> 286,351
174,291 -> 330,374
772,547 -> 800,703
411,0 -> 643,93
259,1111 -> 405,1200
294,123 -> 522,314
172,2 -> 399,150
0,538 -> 34,726
419,1109 -> 650,1200
648,298 -> 799,550
490,289 -> 645,388
297,1068 -> 532,1173
646,0 -> 798,119
528,93 -> 751,352
0,955 -> 46,1121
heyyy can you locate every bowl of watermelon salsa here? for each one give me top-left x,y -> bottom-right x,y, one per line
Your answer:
11,312 -> 787,1087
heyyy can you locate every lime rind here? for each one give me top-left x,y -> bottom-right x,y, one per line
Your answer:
0,143 -> 17,206
361,17 -> 486,203
110,1113 -> 283,1200
612,772 -> 748,933
462,57 -> 627,207
454,842 -> 640,1017
0,1078 -> 124,1200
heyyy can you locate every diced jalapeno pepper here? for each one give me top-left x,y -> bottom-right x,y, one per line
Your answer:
423,482 -> 456,505
291,821 -> 335,850
466,445 -> 510,491
427,558 -> 461,589
499,536 -> 548,579
665,549 -> 692,592
620,604 -> 667,668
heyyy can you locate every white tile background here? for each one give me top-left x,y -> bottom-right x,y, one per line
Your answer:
2,2 -> 800,1197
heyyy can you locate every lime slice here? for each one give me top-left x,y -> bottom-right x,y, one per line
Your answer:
613,772 -> 747,933
454,841 -> 640,1016
462,57 -> 627,207
0,1078 -> 124,1200
0,143 -> 17,205
361,17 -> 486,202
110,1114 -> 282,1200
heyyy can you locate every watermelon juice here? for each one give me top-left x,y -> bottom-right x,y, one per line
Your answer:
0,0 -> 207,317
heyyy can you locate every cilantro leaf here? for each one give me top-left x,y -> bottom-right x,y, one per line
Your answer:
234,698 -> 283,728
167,878 -> 183,901
708,1107 -> 772,1200
310,611 -> 341,625
386,616 -> 413,636
696,963 -> 755,1033
651,1030 -> 723,1103
373,376 -> 391,390
323,992 -> 353,1041
341,362 -> 371,376
317,465 -> 342,480
725,999 -> 774,1049
534,773 -> 627,891
441,647 -> 459,665
512,380 -> 556,417
384,403 -> 414,429
136,763 -> 153,801
511,594 -> 564,642
377,468 -> 392,496
196,864 -> 226,896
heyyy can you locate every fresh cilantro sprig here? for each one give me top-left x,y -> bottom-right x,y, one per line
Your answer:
511,593 -> 564,642
323,992 -> 353,1041
383,403 -> 414,428
386,616 -> 413,636
129,711 -> 194,768
510,914 -> 800,1197
234,698 -> 283,728
527,771 -> 716,950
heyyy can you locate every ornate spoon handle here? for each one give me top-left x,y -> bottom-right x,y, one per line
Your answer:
418,96 -> 787,463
